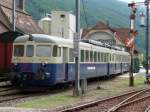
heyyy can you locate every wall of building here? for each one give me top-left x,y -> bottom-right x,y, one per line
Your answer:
51,11 -> 75,39
86,31 -> 116,45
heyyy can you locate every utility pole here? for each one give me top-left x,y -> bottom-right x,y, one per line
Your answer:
128,0 -> 150,84
145,0 -> 150,83
12,0 -> 16,31
73,0 -> 81,96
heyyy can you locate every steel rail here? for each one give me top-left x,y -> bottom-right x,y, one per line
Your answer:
111,95 -> 150,112
108,88 -> 150,112
60,88 -> 147,112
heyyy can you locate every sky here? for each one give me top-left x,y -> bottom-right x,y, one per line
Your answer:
118,0 -> 145,3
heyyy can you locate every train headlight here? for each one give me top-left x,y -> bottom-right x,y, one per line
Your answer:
14,63 -> 18,66
41,62 -> 48,67
45,73 -> 51,79
13,63 -> 19,72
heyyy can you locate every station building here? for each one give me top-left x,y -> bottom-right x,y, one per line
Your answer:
81,21 -> 139,54
81,22 -> 140,72
0,0 -> 43,72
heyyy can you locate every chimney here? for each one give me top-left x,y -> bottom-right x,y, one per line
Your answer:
16,0 -> 25,11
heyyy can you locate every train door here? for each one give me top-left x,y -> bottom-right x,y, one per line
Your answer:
63,47 -> 68,81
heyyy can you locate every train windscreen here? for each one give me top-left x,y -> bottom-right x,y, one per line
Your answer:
36,45 -> 51,57
26,45 -> 34,57
14,45 -> 24,57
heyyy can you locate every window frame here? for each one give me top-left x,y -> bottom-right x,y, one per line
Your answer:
14,44 -> 25,57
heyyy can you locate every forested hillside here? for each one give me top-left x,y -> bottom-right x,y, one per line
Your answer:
25,0 -> 149,52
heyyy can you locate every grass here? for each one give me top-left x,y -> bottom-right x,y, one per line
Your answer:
18,92 -> 81,109
17,73 -> 146,109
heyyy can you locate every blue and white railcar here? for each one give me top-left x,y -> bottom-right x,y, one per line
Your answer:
11,34 -> 130,87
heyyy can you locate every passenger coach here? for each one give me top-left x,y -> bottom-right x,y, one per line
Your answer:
11,34 -> 130,87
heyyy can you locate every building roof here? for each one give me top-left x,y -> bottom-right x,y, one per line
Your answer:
114,28 -> 130,45
81,21 -> 140,53
0,0 -> 43,34
0,21 -> 9,34
82,22 -> 116,38
93,22 -> 109,29
0,0 -> 27,14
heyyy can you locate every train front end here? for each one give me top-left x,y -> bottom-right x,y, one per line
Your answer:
11,35 -> 55,88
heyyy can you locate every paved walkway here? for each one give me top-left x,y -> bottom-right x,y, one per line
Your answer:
119,68 -> 150,78
0,107 -> 50,112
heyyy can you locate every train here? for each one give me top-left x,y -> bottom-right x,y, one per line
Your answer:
11,34 -> 130,88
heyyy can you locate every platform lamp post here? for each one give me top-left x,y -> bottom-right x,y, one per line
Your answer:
12,0 -> 16,31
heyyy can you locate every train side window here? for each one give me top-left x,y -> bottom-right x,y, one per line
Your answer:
122,56 -> 124,62
63,47 -> 69,62
98,52 -> 100,62
69,48 -> 74,62
116,55 -> 118,62
94,51 -> 97,62
58,47 -> 61,57
36,45 -> 51,57
120,55 -> 122,62
110,54 -> 111,62
100,53 -> 102,62
80,50 -> 84,62
14,45 -> 24,57
101,53 -> 103,62
106,53 -> 108,62
108,54 -> 110,62
112,55 -> 114,62
53,45 -> 58,57
26,45 -> 34,57
103,53 -> 105,62
114,54 -> 116,62
90,51 -> 93,62
104,53 -> 107,62
85,50 -> 89,62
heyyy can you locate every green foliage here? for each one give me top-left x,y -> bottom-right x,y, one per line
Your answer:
25,0 -> 150,52
25,0 -> 130,27
142,56 -> 150,69
133,58 -> 140,73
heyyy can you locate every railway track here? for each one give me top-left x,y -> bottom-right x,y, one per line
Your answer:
60,88 -> 150,112
0,87 -> 26,103
0,87 -> 65,105
111,95 -> 150,112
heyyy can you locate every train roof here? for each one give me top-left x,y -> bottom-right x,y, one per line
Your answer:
14,34 -> 129,55
14,34 -> 72,45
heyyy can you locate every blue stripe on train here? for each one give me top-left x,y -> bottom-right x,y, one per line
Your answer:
13,62 -> 129,87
